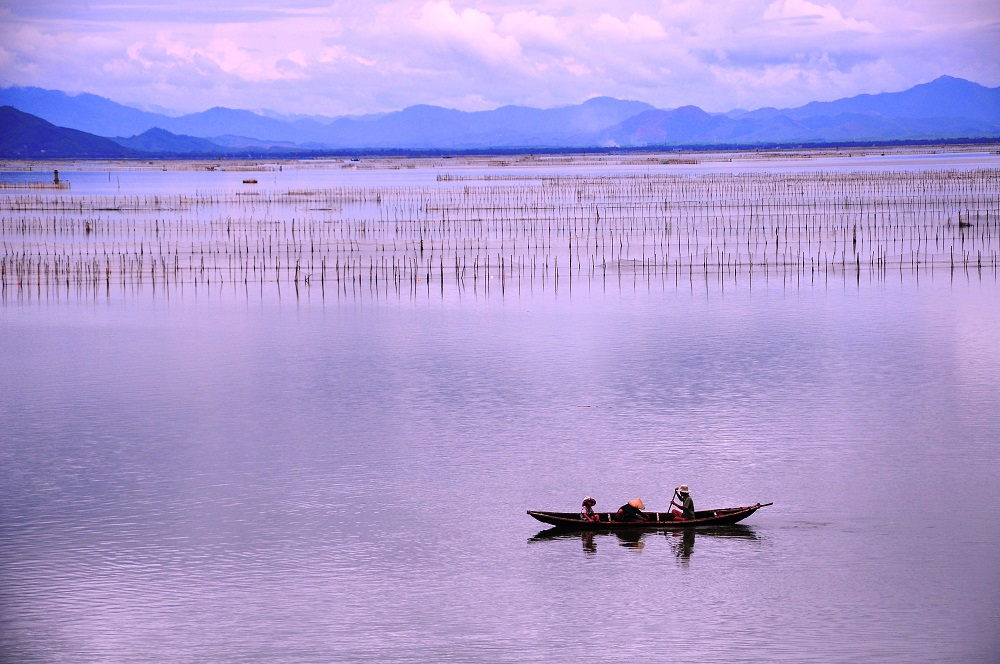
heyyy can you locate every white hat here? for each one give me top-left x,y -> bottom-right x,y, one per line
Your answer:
628,498 -> 645,509
678,485 -> 689,494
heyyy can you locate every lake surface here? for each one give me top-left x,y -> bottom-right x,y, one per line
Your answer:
2,151 -> 999,662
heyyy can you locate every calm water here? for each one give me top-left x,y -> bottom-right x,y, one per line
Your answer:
2,156 -> 999,662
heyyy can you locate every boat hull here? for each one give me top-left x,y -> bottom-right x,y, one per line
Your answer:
527,503 -> 771,530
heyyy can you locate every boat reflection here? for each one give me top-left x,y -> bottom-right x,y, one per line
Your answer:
529,525 -> 759,557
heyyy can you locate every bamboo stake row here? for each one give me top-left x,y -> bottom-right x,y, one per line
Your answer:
1,168 -> 997,300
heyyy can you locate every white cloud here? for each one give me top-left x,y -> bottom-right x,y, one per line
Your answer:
416,1 -> 523,66
762,0 -> 878,33
0,1 -> 997,115
591,13 -> 668,42
498,10 -> 568,53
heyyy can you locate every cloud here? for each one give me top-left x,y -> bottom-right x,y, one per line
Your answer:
762,0 -> 878,33
498,10 -> 569,54
591,13 -> 668,42
0,1 -> 997,116
416,1 -> 523,67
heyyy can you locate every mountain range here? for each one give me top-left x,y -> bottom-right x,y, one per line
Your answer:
1,76 -> 998,157
0,105 -> 135,158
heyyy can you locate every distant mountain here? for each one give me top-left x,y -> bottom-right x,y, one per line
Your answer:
161,107 -> 318,143
284,97 -> 656,148
603,106 -> 727,145
0,88 -> 165,137
111,127 -> 223,153
1,76 -> 998,151
0,107 -> 300,157
0,105 -> 136,158
602,105 -> 1000,146
774,76 -> 1000,123
601,77 -> 1000,146
0,87 -> 316,143
0,86 -> 654,148
208,135 -> 300,149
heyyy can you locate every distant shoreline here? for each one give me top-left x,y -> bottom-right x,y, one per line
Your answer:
3,139 -> 1000,165
2,140 -> 999,172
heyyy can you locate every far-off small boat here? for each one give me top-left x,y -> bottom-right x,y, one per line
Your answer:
527,503 -> 772,530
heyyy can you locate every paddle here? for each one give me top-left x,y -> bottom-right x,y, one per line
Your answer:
669,488 -> 682,518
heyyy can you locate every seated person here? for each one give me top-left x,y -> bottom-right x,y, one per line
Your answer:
580,496 -> 600,522
670,485 -> 695,520
614,497 -> 647,522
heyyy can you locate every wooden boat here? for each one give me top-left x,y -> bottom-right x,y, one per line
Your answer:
527,502 -> 772,530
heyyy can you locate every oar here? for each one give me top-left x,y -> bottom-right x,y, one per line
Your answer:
668,489 -> 681,518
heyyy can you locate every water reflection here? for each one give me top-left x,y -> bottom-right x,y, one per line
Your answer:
529,525 -> 759,559
665,528 -> 695,561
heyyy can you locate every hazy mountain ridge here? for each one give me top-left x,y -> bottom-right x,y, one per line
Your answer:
0,87 -> 655,148
1,76 -> 998,156
111,128 -> 223,153
778,76 -> 1000,122
601,105 -> 1000,147
0,106 -> 136,158
0,88 -> 161,137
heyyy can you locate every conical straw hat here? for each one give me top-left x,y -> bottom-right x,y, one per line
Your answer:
628,498 -> 645,509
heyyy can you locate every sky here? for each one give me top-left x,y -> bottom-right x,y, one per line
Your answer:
1,0 -> 998,117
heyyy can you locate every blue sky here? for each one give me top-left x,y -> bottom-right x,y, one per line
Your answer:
1,0 -> 997,116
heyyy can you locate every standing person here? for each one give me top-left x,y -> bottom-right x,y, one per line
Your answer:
614,497 -> 647,522
671,485 -> 695,520
580,496 -> 600,522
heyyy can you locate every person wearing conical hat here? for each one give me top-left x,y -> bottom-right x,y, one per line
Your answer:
614,497 -> 647,522
671,485 -> 695,520
580,496 -> 600,522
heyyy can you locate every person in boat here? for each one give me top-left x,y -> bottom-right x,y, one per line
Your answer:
580,496 -> 600,522
614,497 -> 647,522
671,485 -> 695,520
